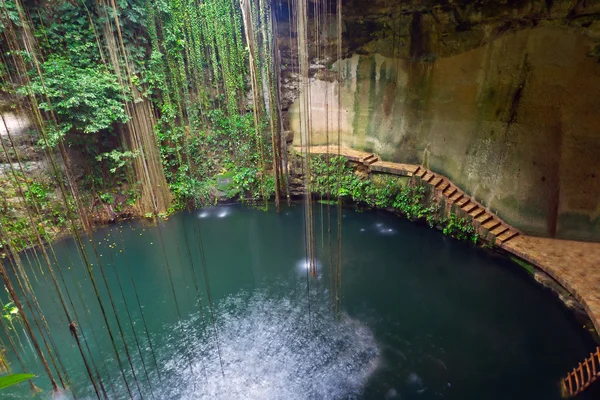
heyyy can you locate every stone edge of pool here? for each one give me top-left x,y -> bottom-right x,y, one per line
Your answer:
293,145 -> 600,340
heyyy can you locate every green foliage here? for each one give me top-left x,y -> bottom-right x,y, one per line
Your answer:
0,0 -> 20,33
22,57 -> 129,144
35,1 -> 101,69
0,373 -> 35,390
161,110 -> 272,208
147,0 -> 247,122
33,0 -> 150,73
310,156 -> 412,210
23,182 -> 50,210
99,192 -> 114,204
229,164 -> 273,204
2,0 -> 274,225
440,214 -> 479,243
0,199 -> 70,254
96,150 -> 140,174
310,155 -> 478,243
510,256 -> 536,275
16,46 -> 143,190
0,214 -> 31,253
143,0 -> 269,210
1,302 -> 19,323
18,55 -> 133,192
231,167 -> 263,200
0,172 -> 71,254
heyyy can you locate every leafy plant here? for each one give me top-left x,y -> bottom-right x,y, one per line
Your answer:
2,302 -> 19,323
309,155 -> 478,243
23,182 -> 50,210
96,150 -> 140,174
22,57 -> 129,142
99,193 -> 114,204
440,214 -> 478,243
159,109 -> 273,208
0,373 -> 35,390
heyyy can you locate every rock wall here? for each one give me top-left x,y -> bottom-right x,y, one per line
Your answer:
279,0 -> 600,241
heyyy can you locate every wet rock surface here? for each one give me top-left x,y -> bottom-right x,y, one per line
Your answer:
276,0 -> 600,241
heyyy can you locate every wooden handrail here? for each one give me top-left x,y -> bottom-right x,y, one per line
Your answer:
562,347 -> 600,397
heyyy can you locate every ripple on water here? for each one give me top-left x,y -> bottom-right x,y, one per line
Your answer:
161,290 -> 380,399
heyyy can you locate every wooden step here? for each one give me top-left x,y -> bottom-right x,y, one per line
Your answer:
462,203 -> 477,213
416,168 -> 427,178
422,172 -> 435,182
469,207 -> 485,218
476,213 -> 493,224
430,177 -> 443,187
362,154 -> 379,165
497,230 -> 519,243
438,182 -> 450,192
456,197 -> 470,207
444,186 -> 457,197
483,219 -> 501,231
491,225 -> 509,237
449,192 -> 464,203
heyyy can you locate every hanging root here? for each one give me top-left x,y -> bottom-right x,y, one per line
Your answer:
30,383 -> 42,396
69,322 -> 77,339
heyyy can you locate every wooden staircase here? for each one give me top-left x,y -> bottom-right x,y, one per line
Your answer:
561,347 -> 600,398
360,153 -> 379,167
412,166 -> 520,245
298,147 -> 521,246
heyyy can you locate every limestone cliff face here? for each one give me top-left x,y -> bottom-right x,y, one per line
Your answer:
279,0 -> 600,241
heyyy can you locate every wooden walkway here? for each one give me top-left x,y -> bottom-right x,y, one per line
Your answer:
296,145 -> 520,244
294,145 -> 600,338
561,348 -> 600,397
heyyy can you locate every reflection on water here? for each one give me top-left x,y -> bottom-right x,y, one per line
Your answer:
197,206 -> 233,219
295,257 -> 322,273
373,222 -> 397,236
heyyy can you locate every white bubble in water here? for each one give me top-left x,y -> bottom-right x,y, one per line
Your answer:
51,389 -> 72,400
160,289 -> 380,400
407,372 -> 422,386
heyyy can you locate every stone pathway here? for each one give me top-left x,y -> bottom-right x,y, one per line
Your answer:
295,145 -> 600,335
502,236 -> 600,334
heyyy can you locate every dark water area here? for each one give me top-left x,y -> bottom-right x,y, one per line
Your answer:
1,203 -> 597,399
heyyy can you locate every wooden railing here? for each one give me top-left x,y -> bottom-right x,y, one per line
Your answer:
561,347 -> 600,397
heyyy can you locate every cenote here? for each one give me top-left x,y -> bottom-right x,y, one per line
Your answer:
1,204 -> 597,399
3,0 -> 600,397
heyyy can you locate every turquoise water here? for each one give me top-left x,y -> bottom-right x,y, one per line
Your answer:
1,204 -> 597,399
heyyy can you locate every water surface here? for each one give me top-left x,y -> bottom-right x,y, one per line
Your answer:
2,204 -> 597,399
